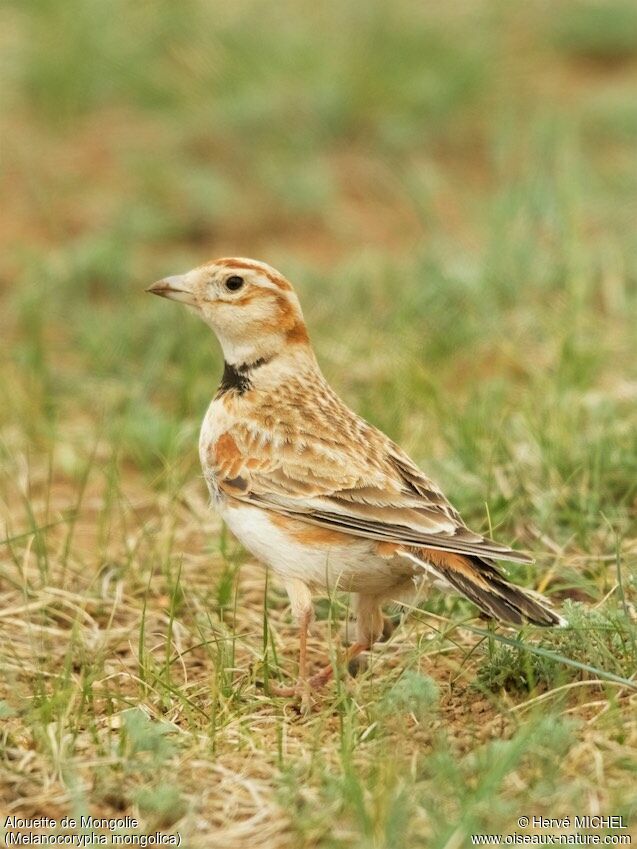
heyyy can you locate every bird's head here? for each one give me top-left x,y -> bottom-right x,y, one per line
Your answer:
147,257 -> 310,366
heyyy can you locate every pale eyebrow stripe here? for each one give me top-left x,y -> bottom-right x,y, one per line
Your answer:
215,258 -> 293,291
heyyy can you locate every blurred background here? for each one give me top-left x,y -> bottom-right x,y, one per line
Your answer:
2,0 -> 636,518
1,0 -> 636,841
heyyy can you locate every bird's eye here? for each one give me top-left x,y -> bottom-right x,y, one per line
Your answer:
225,275 -> 244,292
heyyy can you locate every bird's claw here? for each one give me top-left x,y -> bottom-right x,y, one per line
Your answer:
266,663 -> 335,705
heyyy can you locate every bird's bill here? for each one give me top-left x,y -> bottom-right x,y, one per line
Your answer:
146,274 -> 196,305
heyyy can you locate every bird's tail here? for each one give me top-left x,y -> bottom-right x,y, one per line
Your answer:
404,548 -> 566,627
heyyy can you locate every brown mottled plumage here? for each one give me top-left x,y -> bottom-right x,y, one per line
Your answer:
147,258 -> 565,701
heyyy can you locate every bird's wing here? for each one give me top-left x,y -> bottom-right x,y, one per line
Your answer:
212,401 -> 532,565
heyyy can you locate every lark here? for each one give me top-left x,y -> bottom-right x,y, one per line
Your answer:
147,258 -> 564,698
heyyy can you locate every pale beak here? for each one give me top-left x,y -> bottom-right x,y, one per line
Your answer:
146,274 -> 196,305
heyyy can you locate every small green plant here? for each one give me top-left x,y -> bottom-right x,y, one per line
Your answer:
135,784 -> 186,827
121,708 -> 177,765
476,601 -> 637,693
380,671 -> 439,719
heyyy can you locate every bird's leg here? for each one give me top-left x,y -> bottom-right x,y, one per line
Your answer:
308,592 -> 383,685
268,631 -> 365,698
297,589 -> 379,692
268,608 -> 312,699
268,579 -> 313,699
267,588 -> 382,700
307,641 -> 368,689
295,607 -> 312,708
298,606 -> 309,682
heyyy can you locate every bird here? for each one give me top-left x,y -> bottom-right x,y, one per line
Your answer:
147,257 -> 565,700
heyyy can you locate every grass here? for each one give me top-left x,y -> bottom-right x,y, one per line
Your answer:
1,0 -> 637,846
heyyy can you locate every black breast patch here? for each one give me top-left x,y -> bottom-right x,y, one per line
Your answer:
217,357 -> 271,397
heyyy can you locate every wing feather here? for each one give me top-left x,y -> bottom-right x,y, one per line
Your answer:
209,377 -> 533,565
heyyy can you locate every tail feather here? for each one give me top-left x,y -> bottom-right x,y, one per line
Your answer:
403,548 -> 566,627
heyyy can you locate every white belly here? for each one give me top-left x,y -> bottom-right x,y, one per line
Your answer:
220,500 -> 413,595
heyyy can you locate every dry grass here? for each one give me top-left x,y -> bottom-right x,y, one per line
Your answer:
2,463 -> 635,846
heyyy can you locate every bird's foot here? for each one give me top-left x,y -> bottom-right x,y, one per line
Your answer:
267,665 -> 334,702
266,680 -> 298,698
266,644 -> 368,703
